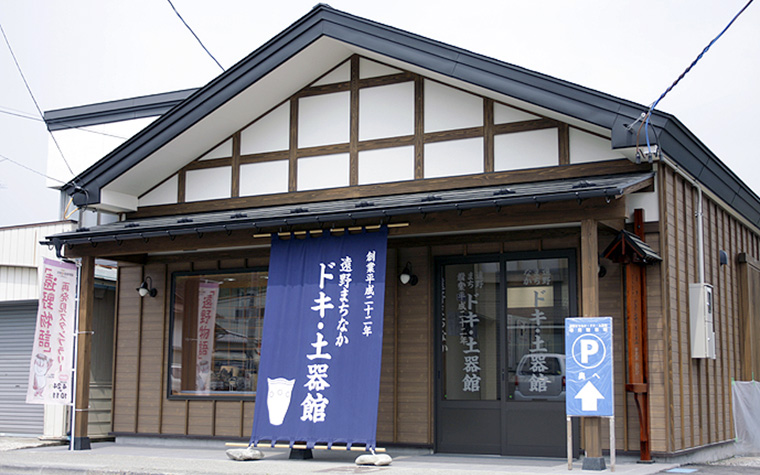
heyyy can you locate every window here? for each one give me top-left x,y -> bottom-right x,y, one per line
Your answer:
169,269 -> 267,399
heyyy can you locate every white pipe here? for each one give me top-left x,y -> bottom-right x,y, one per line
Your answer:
657,156 -> 705,284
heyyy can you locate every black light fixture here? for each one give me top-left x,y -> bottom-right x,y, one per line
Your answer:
136,276 -> 157,298
399,262 -> 418,286
719,250 -> 729,266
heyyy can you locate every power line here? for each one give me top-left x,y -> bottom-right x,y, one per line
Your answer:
0,20 -> 75,177
0,107 -> 128,139
166,0 -> 225,72
642,0 -> 755,156
0,153 -> 67,185
0,107 -> 39,122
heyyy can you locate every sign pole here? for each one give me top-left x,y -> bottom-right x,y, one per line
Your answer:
567,416 -> 572,470
609,416 -> 616,472
565,317 -> 614,471
68,259 -> 81,451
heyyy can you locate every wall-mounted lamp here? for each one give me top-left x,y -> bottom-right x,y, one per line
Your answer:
719,250 -> 729,266
136,276 -> 157,298
399,262 -> 418,286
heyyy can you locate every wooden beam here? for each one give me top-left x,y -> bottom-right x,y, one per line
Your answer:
349,55 -> 360,187
414,76 -> 424,180
288,98 -> 298,192
231,132 -> 241,198
580,219 -> 603,462
74,256 -> 95,449
128,160 -> 650,219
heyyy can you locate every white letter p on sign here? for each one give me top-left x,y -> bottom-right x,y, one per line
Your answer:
580,339 -> 599,364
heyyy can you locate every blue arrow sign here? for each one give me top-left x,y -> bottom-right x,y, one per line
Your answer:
565,317 -> 613,417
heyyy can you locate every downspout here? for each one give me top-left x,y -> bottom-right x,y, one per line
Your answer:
657,155 -> 705,284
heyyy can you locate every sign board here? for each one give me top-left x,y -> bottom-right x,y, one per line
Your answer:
26,258 -> 77,405
565,317 -> 613,417
250,228 -> 387,450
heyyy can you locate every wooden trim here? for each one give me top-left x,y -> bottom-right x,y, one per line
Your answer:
183,157 -> 233,171
296,143 -> 350,159
177,171 -> 186,204
493,118 -> 558,135
231,133 -> 241,198
558,123 -> 570,165
358,135 -> 415,152
414,76 -> 424,180
392,250 -> 399,443
297,81 -> 351,97
289,98 -> 298,192
359,72 -> 415,89
580,219 -> 601,458
75,256 -> 95,440
350,56 -> 360,186
109,266 -> 122,434
158,264 -> 168,433
298,72 -> 415,98
424,126 -> 484,144
134,266 -> 144,432
125,160 -> 650,219
240,150 -> 290,164
484,99 -> 494,173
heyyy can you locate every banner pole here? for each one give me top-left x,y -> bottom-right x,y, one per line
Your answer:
567,416 -> 572,470
68,259 -> 81,451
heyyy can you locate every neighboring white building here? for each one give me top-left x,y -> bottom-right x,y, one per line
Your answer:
0,90 -> 192,437
0,220 -> 75,435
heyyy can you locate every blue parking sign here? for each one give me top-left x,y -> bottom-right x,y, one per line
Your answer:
565,317 -> 613,417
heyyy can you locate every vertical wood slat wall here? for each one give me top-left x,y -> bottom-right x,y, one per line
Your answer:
657,164 -> 760,453
111,251 -> 432,444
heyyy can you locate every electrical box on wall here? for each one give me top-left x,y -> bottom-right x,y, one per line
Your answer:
689,283 -> 716,359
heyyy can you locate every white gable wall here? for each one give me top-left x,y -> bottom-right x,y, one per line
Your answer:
240,161 -> 289,196
495,128 -> 559,171
570,128 -> 626,164
120,52 -> 627,211
359,82 -> 414,141
241,103 -> 290,155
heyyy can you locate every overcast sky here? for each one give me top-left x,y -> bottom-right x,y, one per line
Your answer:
1,0 -> 758,226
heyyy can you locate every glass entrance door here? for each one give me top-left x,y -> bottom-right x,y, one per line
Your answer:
435,251 -> 580,457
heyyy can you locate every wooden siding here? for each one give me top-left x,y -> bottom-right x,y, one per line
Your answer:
656,164 -> 760,453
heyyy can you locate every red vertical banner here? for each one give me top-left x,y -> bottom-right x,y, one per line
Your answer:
196,281 -> 219,393
26,258 -> 77,405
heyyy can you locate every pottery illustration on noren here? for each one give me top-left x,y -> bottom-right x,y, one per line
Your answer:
267,377 -> 295,426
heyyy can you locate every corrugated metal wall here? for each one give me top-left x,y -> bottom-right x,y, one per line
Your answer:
0,221 -> 76,302
0,300 -> 43,435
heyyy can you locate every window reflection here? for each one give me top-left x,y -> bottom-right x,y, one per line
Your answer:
170,270 -> 267,398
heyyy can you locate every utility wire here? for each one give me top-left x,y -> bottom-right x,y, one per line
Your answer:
0,21 -> 75,177
643,0 -> 754,155
166,0 -> 225,72
0,153 -> 67,184
0,108 -> 127,139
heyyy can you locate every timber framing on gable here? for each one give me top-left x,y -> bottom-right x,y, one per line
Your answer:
134,55 -> 606,219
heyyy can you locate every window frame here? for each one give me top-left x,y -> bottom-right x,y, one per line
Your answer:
166,266 -> 267,401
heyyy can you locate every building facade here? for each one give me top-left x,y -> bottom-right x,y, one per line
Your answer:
45,5 -> 760,459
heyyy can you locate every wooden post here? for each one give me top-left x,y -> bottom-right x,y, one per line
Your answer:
580,219 -> 605,470
624,209 -> 653,462
74,256 -> 94,450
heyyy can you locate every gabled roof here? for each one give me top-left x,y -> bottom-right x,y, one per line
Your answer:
602,229 -> 662,265
59,4 -> 760,229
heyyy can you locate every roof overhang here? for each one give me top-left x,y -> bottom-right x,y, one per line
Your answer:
46,172 -> 653,258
